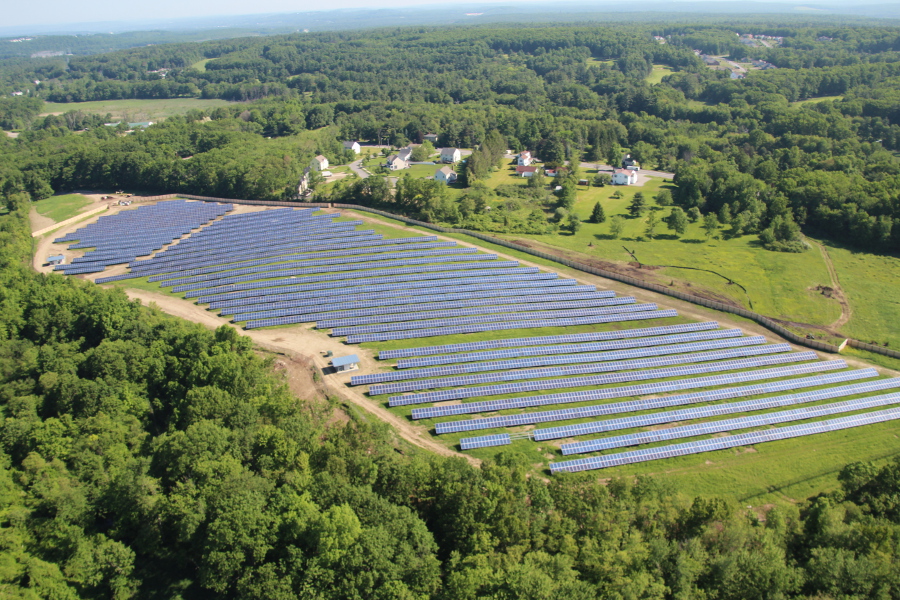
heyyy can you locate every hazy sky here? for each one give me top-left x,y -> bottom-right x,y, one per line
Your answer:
7,0 -> 503,28
6,0 -> 776,29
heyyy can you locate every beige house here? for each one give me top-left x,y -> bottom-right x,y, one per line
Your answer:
310,155 -> 329,171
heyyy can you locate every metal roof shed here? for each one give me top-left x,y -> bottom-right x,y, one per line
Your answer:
47,255 -> 65,265
331,354 -> 360,372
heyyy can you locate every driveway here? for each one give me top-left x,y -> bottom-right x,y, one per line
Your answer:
349,159 -> 370,179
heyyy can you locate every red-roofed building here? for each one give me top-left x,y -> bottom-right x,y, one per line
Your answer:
516,165 -> 539,177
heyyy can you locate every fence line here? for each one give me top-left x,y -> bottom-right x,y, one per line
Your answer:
141,194 -> 899,361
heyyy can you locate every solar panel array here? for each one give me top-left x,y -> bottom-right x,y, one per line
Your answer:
549,408 -> 900,473
409,358 -> 842,419
392,351 -> 816,407
561,390 -> 900,455
58,202 -> 898,473
370,343 -> 790,397
445,369 -> 882,437
53,200 -> 231,274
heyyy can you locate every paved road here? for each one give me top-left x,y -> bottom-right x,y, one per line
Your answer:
349,159 -> 370,179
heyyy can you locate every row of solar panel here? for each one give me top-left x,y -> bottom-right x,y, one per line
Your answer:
214,281 -> 587,313
152,245 -> 478,282
167,218 -> 351,251
132,235 -> 440,273
344,309 -> 681,343
548,407 -> 900,473
121,234 -> 389,279
197,266 -> 542,300
230,292 -> 616,323
562,390 -> 900,455
136,241 -> 460,278
54,201 -> 229,242
163,220 -> 361,255
131,234 -> 389,272
409,358 -> 841,418
156,229 -> 383,265
331,304 -> 658,337
370,343 -> 787,397
175,261 -> 524,294
198,270 -> 553,304
161,252 -> 498,288
391,349 -> 804,406
380,321 -> 721,360
441,369 -> 882,435
392,328 -> 741,371
369,332 -> 755,384
158,226 -> 375,263
55,204 -> 229,243
314,295 -> 633,329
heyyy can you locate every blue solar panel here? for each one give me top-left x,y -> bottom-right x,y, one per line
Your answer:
391,350 -> 811,406
360,333 -> 755,385
439,370 -> 884,435
160,252 -> 498,287
561,390 -> 900,455
369,343 -> 788,396
409,358 -> 843,418
460,434 -> 512,450
213,281 -> 588,313
331,304 -> 658,337
549,407 -> 900,473
380,321 -> 720,360
174,260 -> 523,293
190,267 -> 540,299
344,310 -> 680,343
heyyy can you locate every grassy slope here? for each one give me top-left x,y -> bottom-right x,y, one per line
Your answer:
487,165 -> 841,326
34,193 -> 92,223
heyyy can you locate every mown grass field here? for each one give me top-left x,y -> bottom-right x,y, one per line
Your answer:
41,98 -> 232,121
34,193 -> 92,223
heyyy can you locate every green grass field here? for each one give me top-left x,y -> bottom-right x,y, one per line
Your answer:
490,176 -> 841,327
792,95 -> 844,105
646,64 -> 675,84
190,58 -> 212,72
34,193 -> 92,223
824,240 -> 900,348
41,98 -> 232,121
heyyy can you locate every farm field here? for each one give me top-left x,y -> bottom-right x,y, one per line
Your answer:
39,200 -> 900,508
41,98 -> 232,121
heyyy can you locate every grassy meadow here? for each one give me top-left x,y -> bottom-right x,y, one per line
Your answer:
41,98 -> 232,122
34,193 -> 92,223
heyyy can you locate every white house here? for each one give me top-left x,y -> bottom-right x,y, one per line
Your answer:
398,146 -> 414,162
440,148 -> 461,163
424,133 -> 439,143
517,151 -> 533,166
516,165 -> 539,178
311,155 -> 329,171
435,166 -> 457,184
342,141 -> 361,154
386,155 -> 409,171
612,169 -> 638,185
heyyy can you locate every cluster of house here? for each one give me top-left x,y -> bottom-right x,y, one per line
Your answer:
386,146 -> 461,171
512,151 -> 638,185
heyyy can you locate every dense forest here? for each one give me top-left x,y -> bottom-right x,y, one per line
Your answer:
3,23 -> 900,252
2,196 -> 900,598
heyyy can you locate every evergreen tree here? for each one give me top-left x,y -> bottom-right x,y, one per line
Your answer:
628,192 -> 646,217
590,202 -> 606,224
